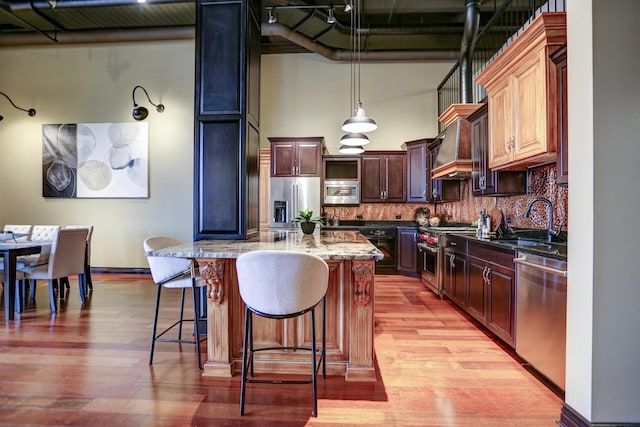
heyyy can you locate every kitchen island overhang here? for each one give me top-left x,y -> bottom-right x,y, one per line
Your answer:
148,230 -> 384,382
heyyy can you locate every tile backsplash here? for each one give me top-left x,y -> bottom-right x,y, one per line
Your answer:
323,164 -> 568,231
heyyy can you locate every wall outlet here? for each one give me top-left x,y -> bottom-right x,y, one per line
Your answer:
395,214 -> 401,219
506,216 -> 512,224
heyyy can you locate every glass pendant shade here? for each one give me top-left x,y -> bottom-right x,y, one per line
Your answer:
341,105 -> 378,133
340,132 -> 370,146
339,145 -> 365,154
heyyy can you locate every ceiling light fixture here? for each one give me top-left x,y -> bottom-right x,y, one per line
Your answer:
131,85 -> 164,121
267,8 -> 278,24
340,132 -> 369,146
0,91 -> 36,122
339,0 -> 376,153
344,2 -> 352,13
326,8 -> 337,24
339,145 -> 365,154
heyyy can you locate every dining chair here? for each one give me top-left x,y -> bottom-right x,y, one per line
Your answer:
17,225 -> 60,302
3,224 -> 33,242
59,225 -> 94,295
16,228 -> 88,313
144,236 -> 207,370
235,250 -> 329,417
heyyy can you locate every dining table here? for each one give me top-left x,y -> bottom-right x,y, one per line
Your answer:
1,239 -> 51,321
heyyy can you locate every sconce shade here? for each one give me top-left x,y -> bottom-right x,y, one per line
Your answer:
131,85 -> 164,121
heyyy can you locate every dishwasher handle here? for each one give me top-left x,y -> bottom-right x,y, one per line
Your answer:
514,257 -> 568,277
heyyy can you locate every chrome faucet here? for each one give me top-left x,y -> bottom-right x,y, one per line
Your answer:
524,197 -> 563,243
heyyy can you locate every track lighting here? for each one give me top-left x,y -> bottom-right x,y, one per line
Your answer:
344,3 -> 352,13
131,85 -> 164,121
327,8 -> 337,24
0,91 -> 36,122
267,8 -> 278,24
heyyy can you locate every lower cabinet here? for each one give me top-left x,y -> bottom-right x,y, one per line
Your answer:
397,227 -> 419,276
444,238 -> 516,348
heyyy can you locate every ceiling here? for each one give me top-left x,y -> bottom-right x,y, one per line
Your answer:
0,0 -> 508,61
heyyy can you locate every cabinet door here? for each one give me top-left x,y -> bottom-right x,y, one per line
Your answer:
471,106 -> 494,195
361,156 -> 384,202
397,227 -> 418,274
488,78 -> 513,169
445,251 -> 467,308
467,257 -> 488,324
513,49 -> 548,162
486,263 -> 515,347
296,141 -> 322,176
384,155 -> 407,202
271,141 -> 296,177
406,142 -> 428,203
554,47 -> 568,186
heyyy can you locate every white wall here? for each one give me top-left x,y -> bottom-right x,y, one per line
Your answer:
0,43 -> 453,268
0,41 -> 196,268
567,0 -> 640,422
260,54 -> 453,153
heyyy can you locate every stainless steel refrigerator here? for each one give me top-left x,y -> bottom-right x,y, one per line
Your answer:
269,177 -> 321,229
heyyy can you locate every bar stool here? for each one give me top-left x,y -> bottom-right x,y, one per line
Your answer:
144,236 -> 207,370
235,250 -> 329,417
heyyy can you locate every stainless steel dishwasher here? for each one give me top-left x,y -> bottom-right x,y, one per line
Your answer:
514,252 -> 568,391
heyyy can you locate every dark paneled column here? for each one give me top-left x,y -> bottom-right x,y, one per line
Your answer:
194,0 -> 261,240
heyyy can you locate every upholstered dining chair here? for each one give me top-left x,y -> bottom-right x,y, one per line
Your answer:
144,236 -> 207,370
16,228 -> 88,313
17,225 -> 61,301
59,225 -> 94,295
3,224 -> 32,242
235,250 -> 329,417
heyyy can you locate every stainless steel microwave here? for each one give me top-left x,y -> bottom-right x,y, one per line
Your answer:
323,180 -> 359,205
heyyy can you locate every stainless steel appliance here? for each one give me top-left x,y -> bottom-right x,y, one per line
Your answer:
323,180 -> 359,205
417,225 -> 476,296
514,252 -> 568,391
269,177 -> 321,229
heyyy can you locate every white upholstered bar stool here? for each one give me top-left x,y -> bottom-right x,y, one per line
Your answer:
144,236 -> 207,370
236,250 -> 329,417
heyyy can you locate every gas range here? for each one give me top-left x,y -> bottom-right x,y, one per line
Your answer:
417,224 -> 477,247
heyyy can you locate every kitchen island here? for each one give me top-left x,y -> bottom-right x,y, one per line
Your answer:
149,229 -> 383,381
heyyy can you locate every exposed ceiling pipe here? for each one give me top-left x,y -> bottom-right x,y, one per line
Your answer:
0,26 -> 195,46
460,0 -> 481,103
262,22 -> 459,62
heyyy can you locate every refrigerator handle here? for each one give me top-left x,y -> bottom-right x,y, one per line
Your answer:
292,184 -> 298,220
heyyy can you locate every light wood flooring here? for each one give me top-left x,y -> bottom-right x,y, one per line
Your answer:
1,274 -> 562,426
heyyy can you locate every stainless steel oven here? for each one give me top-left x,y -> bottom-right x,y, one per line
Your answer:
323,180 -> 359,205
417,242 -> 439,294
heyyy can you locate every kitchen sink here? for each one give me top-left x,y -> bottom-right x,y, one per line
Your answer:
498,238 -> 567,256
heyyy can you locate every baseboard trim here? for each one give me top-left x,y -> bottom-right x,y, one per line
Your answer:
91,267 -> 150,275
558,403 -> 638,427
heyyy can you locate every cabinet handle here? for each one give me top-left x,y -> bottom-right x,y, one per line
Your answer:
479,175 -> 486,190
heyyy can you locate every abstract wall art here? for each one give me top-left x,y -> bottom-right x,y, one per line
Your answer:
42,122 -> 149,198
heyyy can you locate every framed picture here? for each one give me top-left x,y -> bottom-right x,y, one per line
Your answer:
42,122 -> 149,198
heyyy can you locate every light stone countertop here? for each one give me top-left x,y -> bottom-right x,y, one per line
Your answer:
147,229 -> 384,261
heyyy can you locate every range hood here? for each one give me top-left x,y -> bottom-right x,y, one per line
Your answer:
431,103 -> 482,180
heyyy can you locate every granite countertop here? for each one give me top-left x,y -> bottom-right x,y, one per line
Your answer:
451,232 -> 568,261
322,220 -> 419,229
147,229 -> 384,261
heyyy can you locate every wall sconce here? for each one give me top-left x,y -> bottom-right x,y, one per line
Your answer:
0,91 -> 36,122
131,85 -> 165,121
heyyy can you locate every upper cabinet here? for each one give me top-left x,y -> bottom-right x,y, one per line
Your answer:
269,137 -> 325,177
361,151 -> 407,203
406,139 -> 460,204
476,13 -> 566,171
552,46 -> 568,186
428,140 -> 461,203
468,103 -> 527,197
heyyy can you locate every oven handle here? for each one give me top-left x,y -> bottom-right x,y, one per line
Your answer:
417,243 -> 439,254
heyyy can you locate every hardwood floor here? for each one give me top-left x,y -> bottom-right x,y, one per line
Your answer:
1,274 -> 562,426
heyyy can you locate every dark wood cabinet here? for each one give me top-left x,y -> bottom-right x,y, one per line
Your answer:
406,140 -> 429,203
469,103 -> 527,197
428,140 -> 461,203
467,241 -> 516,347
361,152 -> 407,203
194,0 -> 261,240
397,227 -> 419,276
444,237 -> 516,348
269,137 -> 324,177
552,46 -> 568,186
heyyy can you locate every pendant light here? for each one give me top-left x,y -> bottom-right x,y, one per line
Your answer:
341,0 -> 377,135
